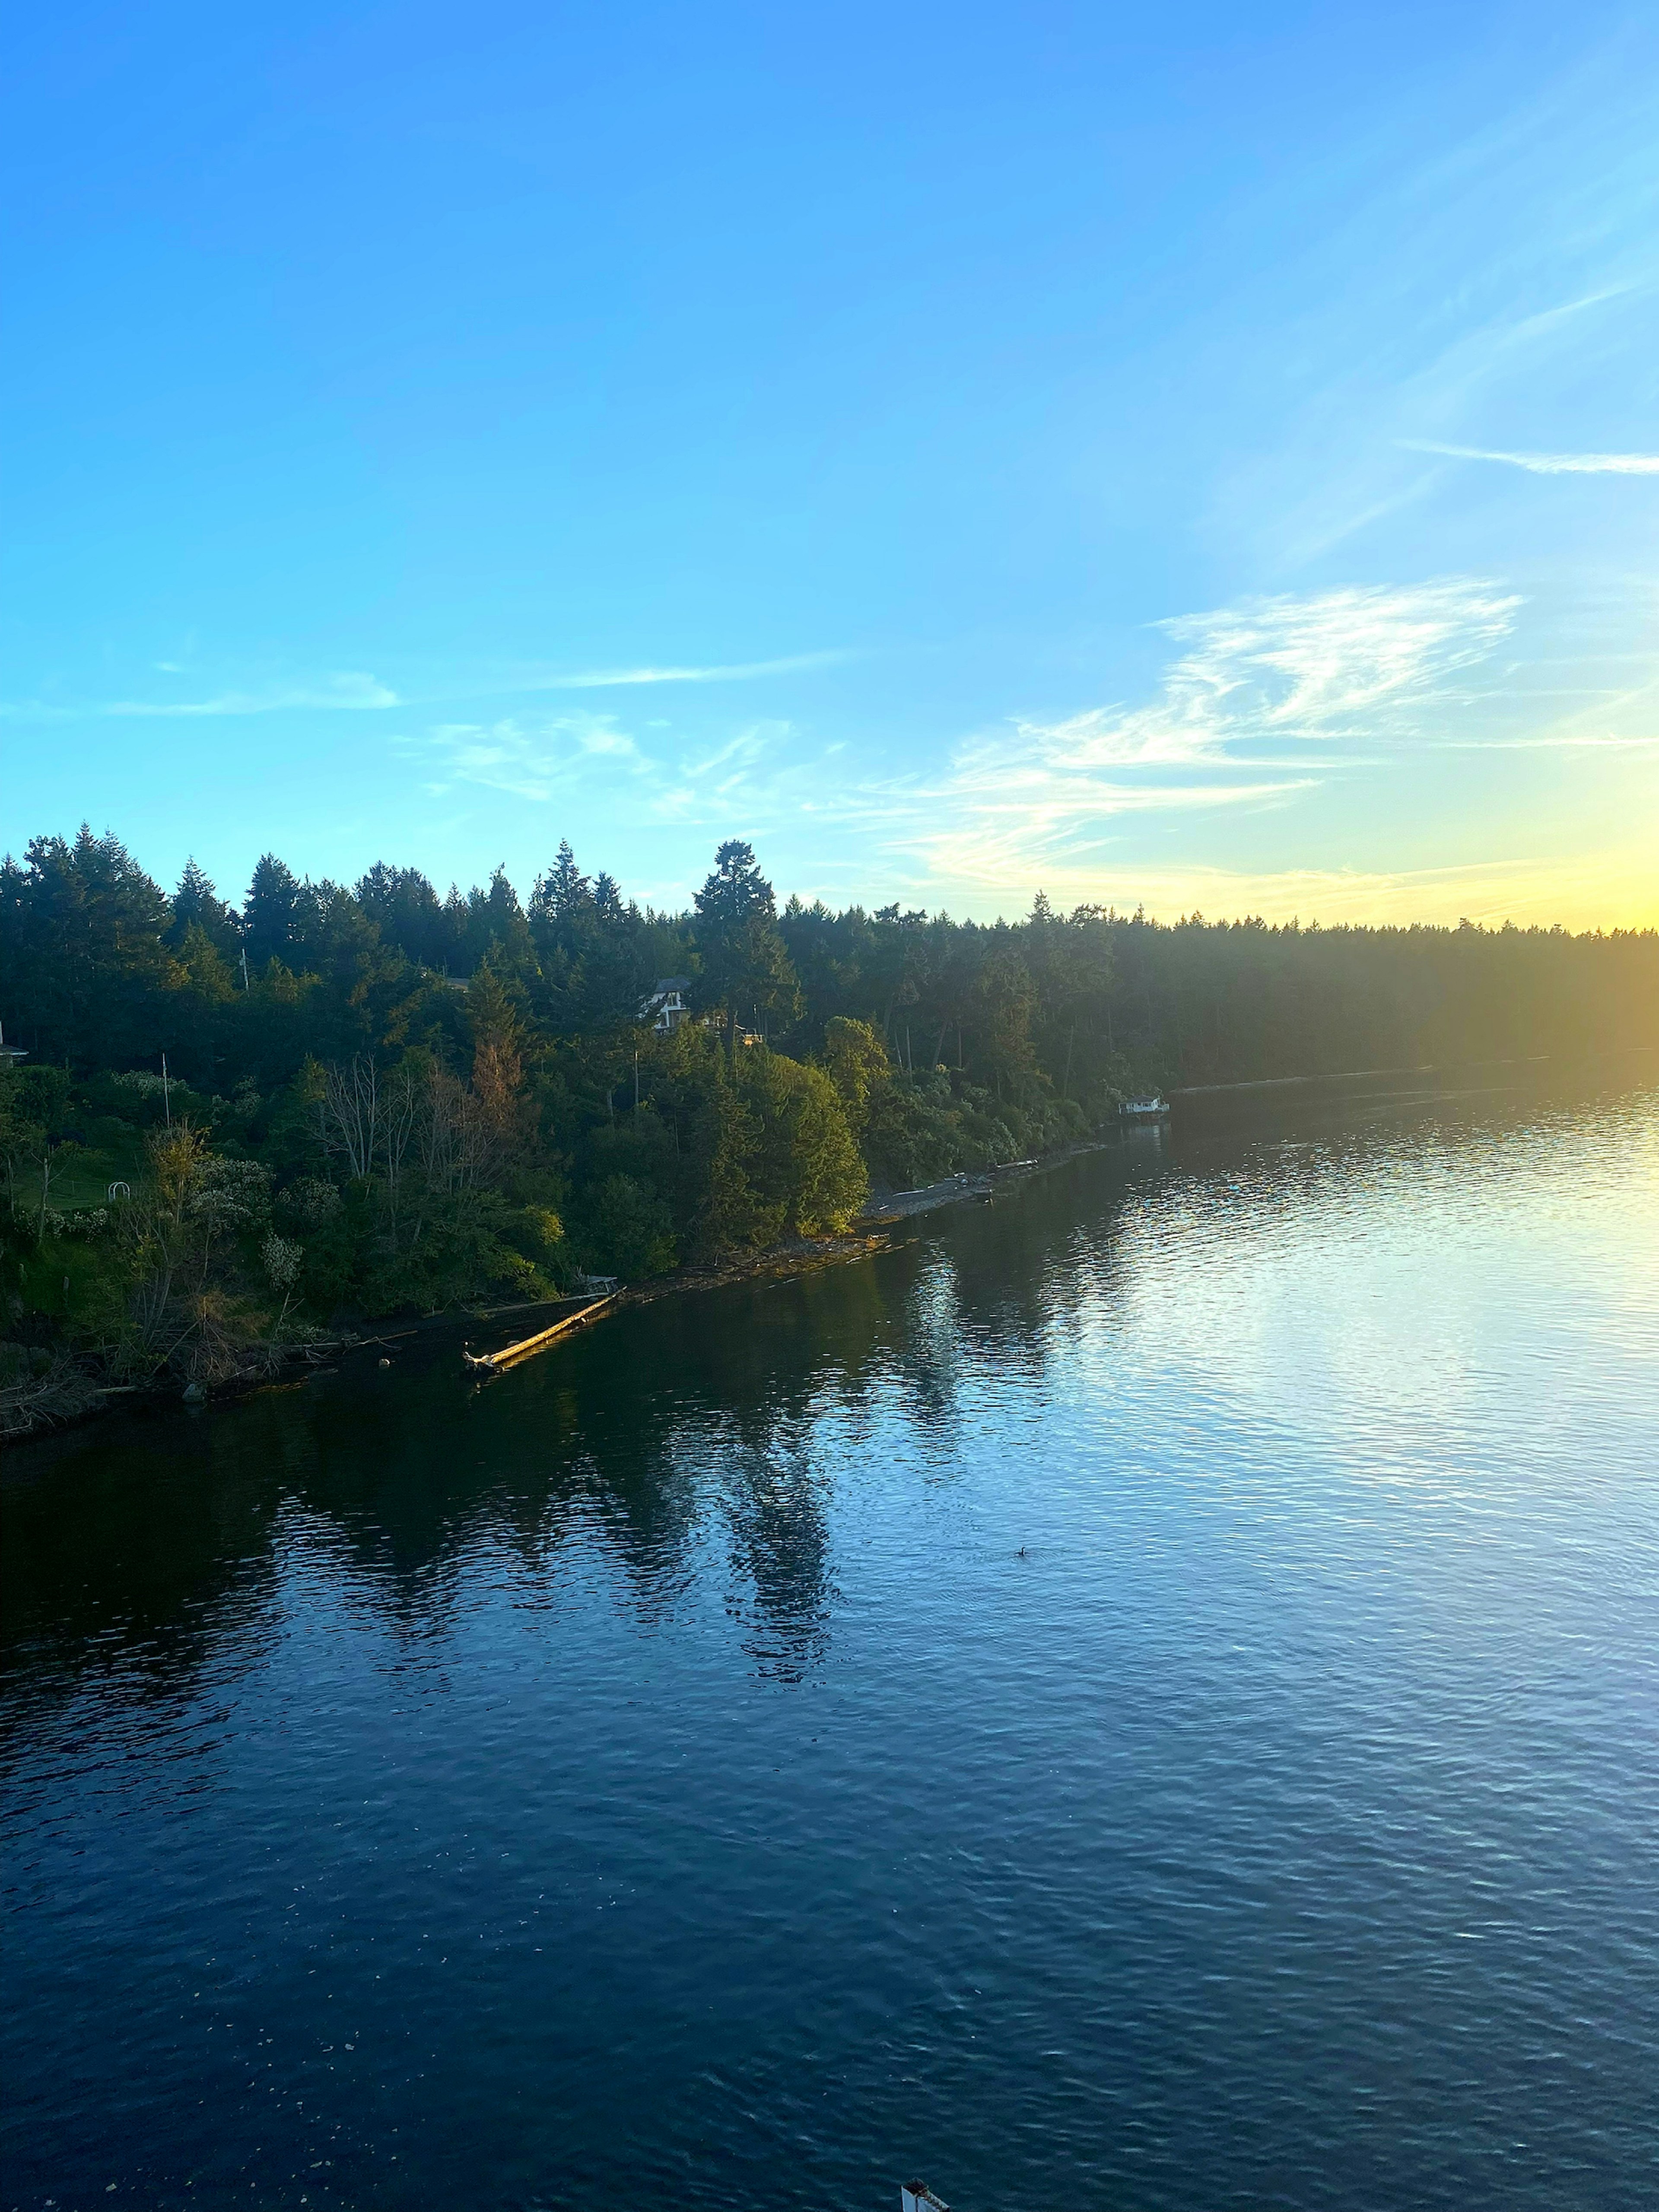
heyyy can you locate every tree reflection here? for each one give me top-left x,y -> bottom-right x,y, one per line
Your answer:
1,1182 -> 1122,1720
7,1087 -> 1575,1721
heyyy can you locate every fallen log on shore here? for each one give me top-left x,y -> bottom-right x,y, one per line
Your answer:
462,1294 -> 616,1373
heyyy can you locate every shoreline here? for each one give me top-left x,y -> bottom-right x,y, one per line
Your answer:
3,1142 -> 1112,1447
10,1050 -> 1650,1447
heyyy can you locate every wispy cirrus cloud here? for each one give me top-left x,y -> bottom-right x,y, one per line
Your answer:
404,579 -> 1543,897
1400,439 -> 1659,476
1044,580 -> 1520,770
0,671 -> 400,719
390,578 -> 1641,924
841,579 -> 1522,893
644,727 -> 774,820
0,647 -> 842,723
408,712 -> 645,802
416,707 -> 833,829
1211,35 -> 1659,569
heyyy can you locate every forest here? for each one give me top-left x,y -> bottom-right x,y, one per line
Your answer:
3,824 -> 1655,1424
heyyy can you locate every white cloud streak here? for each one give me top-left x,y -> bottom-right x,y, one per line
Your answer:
844,580 -> 1522,893
1213,44 -> 1659,568
1,648 -> 842,722
0,672 -> 400,719
1400,440 -> 1659,476
514,650 -> 849,692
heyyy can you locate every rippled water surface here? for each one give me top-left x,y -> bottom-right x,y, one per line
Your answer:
4,1080 -> 1658,2211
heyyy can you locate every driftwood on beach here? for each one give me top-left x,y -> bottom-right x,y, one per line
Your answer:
463,1294 -> 617,1373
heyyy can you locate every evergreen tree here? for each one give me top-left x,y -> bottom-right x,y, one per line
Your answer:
593,871 -> 624,923
242,855 -> 311,971
0,828 -> 181,1065
439,886 -> 470,972
692,841 -> 802,1052
461,866 -> 532,977
356,863 -> 452,969
467,962 -> 529,1154
168,859 -> 240,957
176,921 -> 236,1003
531,840 -> 591,929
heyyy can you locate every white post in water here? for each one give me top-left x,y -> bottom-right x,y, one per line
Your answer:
902,2186 -> 950,2212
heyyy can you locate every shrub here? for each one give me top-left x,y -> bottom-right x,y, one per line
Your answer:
574,1173 -> 678,1280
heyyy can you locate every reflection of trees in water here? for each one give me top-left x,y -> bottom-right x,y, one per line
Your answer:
1,1198 -> 1120,1713
603,1280 -> 887,1679
919,1158 -> 1144,1386
708,1420 -> 836,1683
0,1275 -> 903,1708
890,1247 -> 965,1432
0,1135 -> 1295,1709
6,1089 -> 1624,1718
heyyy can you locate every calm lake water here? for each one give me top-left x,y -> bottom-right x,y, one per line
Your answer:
4,1075 -> 1657,2212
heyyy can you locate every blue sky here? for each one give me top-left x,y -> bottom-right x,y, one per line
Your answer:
3,1 -> 1655,925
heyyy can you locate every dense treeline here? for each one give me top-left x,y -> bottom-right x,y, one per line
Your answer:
2,824 -> 1654,1415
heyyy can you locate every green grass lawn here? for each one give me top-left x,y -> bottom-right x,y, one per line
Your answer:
15,1130 -> 147,1214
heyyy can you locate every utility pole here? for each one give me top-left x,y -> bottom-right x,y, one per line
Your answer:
162,1053 -> 172,1128
240,946 -> 250,991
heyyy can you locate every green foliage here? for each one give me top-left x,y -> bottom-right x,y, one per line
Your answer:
502,1205 -> 568,1271
689,1052 -> 769,1254
739,1050 -> 868,1237
12,1065 -> 73,1135
3,825 -> 1656,1399
863,1068 -> 976,1188
573,1174 -> 678,1279
242,854 -> 311,970
823,1016 -> 889,1137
